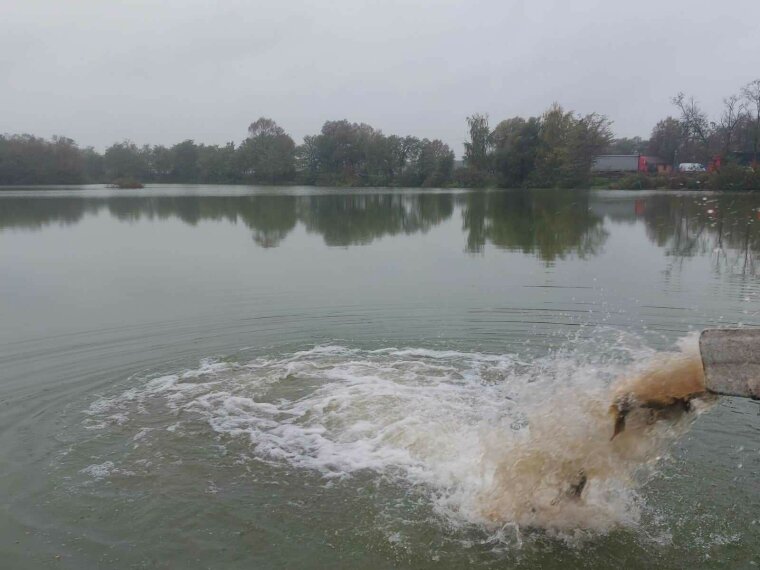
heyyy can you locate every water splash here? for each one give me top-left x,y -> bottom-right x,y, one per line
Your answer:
478,345 -> 711,533
82,335 -> 713,537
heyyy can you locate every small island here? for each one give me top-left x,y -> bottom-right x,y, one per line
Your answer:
107,178 -> 144,189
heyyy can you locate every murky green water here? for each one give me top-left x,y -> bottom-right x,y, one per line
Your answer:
0,186 -> 758,569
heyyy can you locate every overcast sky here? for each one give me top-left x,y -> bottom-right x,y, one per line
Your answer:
3,0 -> 760,155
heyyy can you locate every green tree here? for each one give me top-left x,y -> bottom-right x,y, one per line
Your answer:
238,117 -> 295,183
561,112 -> 613,187
149,145 -> 173,181
647,117 -> 683,166
491,116 -> 540,187
50,136 -> 86,184
104,141 -> 149,181
533,103 -> 574,187
197,143 -> 238,183
81,146 -> 105,183
415,139 -> 455,187
295,135 -> 321,184
0,134 -> 85,184
316,120 -> 369,184
463,113 -> 492,174
170,140 -> 199,182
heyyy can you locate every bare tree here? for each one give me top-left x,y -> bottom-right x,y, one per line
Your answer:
741,79 -> 760,163
672,92 -> 712,159
718,94 -> 745,155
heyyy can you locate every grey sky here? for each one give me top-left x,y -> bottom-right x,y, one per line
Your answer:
3,0 -> 759,155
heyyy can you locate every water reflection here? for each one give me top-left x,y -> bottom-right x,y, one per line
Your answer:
1,191 -> 758,271
0,196 -> 99,230
299,193 -> 454,246
0,194 -> 456,249
105,196 -> 299,247
640,194 -> 759,276
460,190 -> 608,261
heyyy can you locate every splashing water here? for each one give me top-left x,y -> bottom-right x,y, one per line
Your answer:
479,342 -> 712,533
81,335 -> 714,538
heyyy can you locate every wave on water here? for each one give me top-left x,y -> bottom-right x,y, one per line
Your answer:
82,333 -> 712,537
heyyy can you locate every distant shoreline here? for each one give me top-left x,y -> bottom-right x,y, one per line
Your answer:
3,83 -> 760,191
0,182 -> 738,193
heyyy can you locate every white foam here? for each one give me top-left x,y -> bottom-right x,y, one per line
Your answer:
81,337 -> 705,536
80,461 -> 115,480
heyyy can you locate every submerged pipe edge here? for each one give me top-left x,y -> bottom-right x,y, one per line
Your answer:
699,328 -> 760,400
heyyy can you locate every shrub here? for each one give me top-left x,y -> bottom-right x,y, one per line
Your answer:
108,177 -> 144,189
609,173 -> 654,190
708,163 -> 746,191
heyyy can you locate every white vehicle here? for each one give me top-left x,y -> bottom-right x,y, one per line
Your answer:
678,162 -> 706,172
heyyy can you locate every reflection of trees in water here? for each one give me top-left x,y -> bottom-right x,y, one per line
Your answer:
0,196 -> 297,247
0,191 -> 605,259
0,198 -> 99,230
0,193 -> 452,248
642,194 -> 760,276
238,197 -> 298,248
107,196 -> 297,248
298,193 -> 453,246
108,197 -> 214,226
4,192 -> 756,273
461,190 -> 608,262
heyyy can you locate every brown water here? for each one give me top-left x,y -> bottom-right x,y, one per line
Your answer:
0,186 -> 758,568
477,341 -> 711,534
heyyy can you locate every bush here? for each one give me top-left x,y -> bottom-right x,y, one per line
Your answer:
744,167 -> 760,190
453,167 -> 496,188
708,163 -> 746,191
108,177 -> 144,189
609,173 -> 654,190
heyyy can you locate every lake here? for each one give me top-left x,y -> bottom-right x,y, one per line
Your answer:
0,186 -> 758,569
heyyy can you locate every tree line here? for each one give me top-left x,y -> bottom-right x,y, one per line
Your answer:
458,78 -> 760,189
458,104 -> 613,188
608,78 -> 760,168
0,118 -> 455,188
1,78 -> 758,188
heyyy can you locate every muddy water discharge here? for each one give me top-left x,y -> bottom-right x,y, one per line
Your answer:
481,344 -> 712,533
75,337 -> 714,542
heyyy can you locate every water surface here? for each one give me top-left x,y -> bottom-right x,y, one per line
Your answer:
0,186 -> 758,568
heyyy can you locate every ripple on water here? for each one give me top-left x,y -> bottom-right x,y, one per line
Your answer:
65,332 -> 724,546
